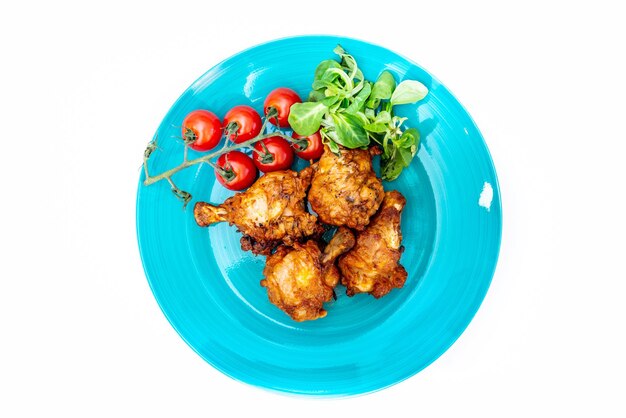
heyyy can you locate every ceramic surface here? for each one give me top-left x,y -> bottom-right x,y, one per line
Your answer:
136,35 -> 501,396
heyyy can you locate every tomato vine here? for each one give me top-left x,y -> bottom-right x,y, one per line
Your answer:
142,107 -> 294,208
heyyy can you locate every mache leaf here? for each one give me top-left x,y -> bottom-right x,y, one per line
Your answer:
331,112 -> 369,148
314,60 -> 342,82
308,88 -> 326,102
367,71 -> 396,108
390,80 -> 428,105
381,150 -> 403,181
394,127 -> 420,149
288,102 -> 328,136
345,81 -> 372,114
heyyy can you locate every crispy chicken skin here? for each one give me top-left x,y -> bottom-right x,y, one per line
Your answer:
338,190 -> 408,298
308,146 -> 385,231
194,168 -> 319,255
320,227 -> 356,288
261,228 -> 355,321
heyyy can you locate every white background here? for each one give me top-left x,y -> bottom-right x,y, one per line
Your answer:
1,1 -> 625,416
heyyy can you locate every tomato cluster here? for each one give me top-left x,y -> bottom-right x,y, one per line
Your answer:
181,88 -> 323,191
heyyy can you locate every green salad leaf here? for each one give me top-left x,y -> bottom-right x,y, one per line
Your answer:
367,71 -> 396,108
288,102 -> 328,136
390,80 -> 429,105
331,113 -> 369,148
396,127 -> 420,150
381,127 -> 421,181
345,81 -> 371,114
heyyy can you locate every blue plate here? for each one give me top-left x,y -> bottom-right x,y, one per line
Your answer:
136,35 -> 501,396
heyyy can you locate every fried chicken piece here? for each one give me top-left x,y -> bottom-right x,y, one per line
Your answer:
338,191 -> 408,298
261,228 -> 355,321
261,241 -> 329,321
320,227 -> 356,288
194,168 -> 319,255
308,146 -> 384,231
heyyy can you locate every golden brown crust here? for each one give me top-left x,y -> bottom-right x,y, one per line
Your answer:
308,146 -> 384,231
261,241 -> 332,321
239,236 -> 280,256
260,228 -> 355,321
321,227 -> 355,288
194,202 -> 227,227
193,169 -> 319,254
321,227 -> 356,265
369,145 -> 383,156
338,191 -> 408,298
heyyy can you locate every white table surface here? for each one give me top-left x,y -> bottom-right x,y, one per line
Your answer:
1,1 -> 624,416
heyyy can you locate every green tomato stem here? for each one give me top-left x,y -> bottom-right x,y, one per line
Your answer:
143,131 -> 292,187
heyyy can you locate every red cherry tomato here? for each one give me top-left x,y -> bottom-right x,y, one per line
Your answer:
223,105 -> 262,143
181,110 -> 222,151
264,88 -> 302,128
292,130 -> 324,160
253,136 -> 294,172
215,151 -> 257,190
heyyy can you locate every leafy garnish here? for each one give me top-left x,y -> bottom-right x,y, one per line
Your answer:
381,127 -> 420,181
367,71 -> 396,108
288,102 -> 327,136
289,45 -> 429,181
390,80 -> 429,105
331,112 -> 369,148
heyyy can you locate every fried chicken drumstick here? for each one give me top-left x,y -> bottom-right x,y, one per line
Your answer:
261,227 -> 355,321
338,191 -> 408,298
308,146 -> 385,231
194,168 -> 319,255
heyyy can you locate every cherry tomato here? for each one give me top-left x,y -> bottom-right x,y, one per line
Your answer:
182,110 -> 222,151
292,130 -> 324,160
253,136 -> 294,172
264,88 -> 302,128
215,151 -> 257,190
223,105 -> 262,143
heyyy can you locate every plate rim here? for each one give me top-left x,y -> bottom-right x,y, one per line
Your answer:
136,34 -> 503,397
